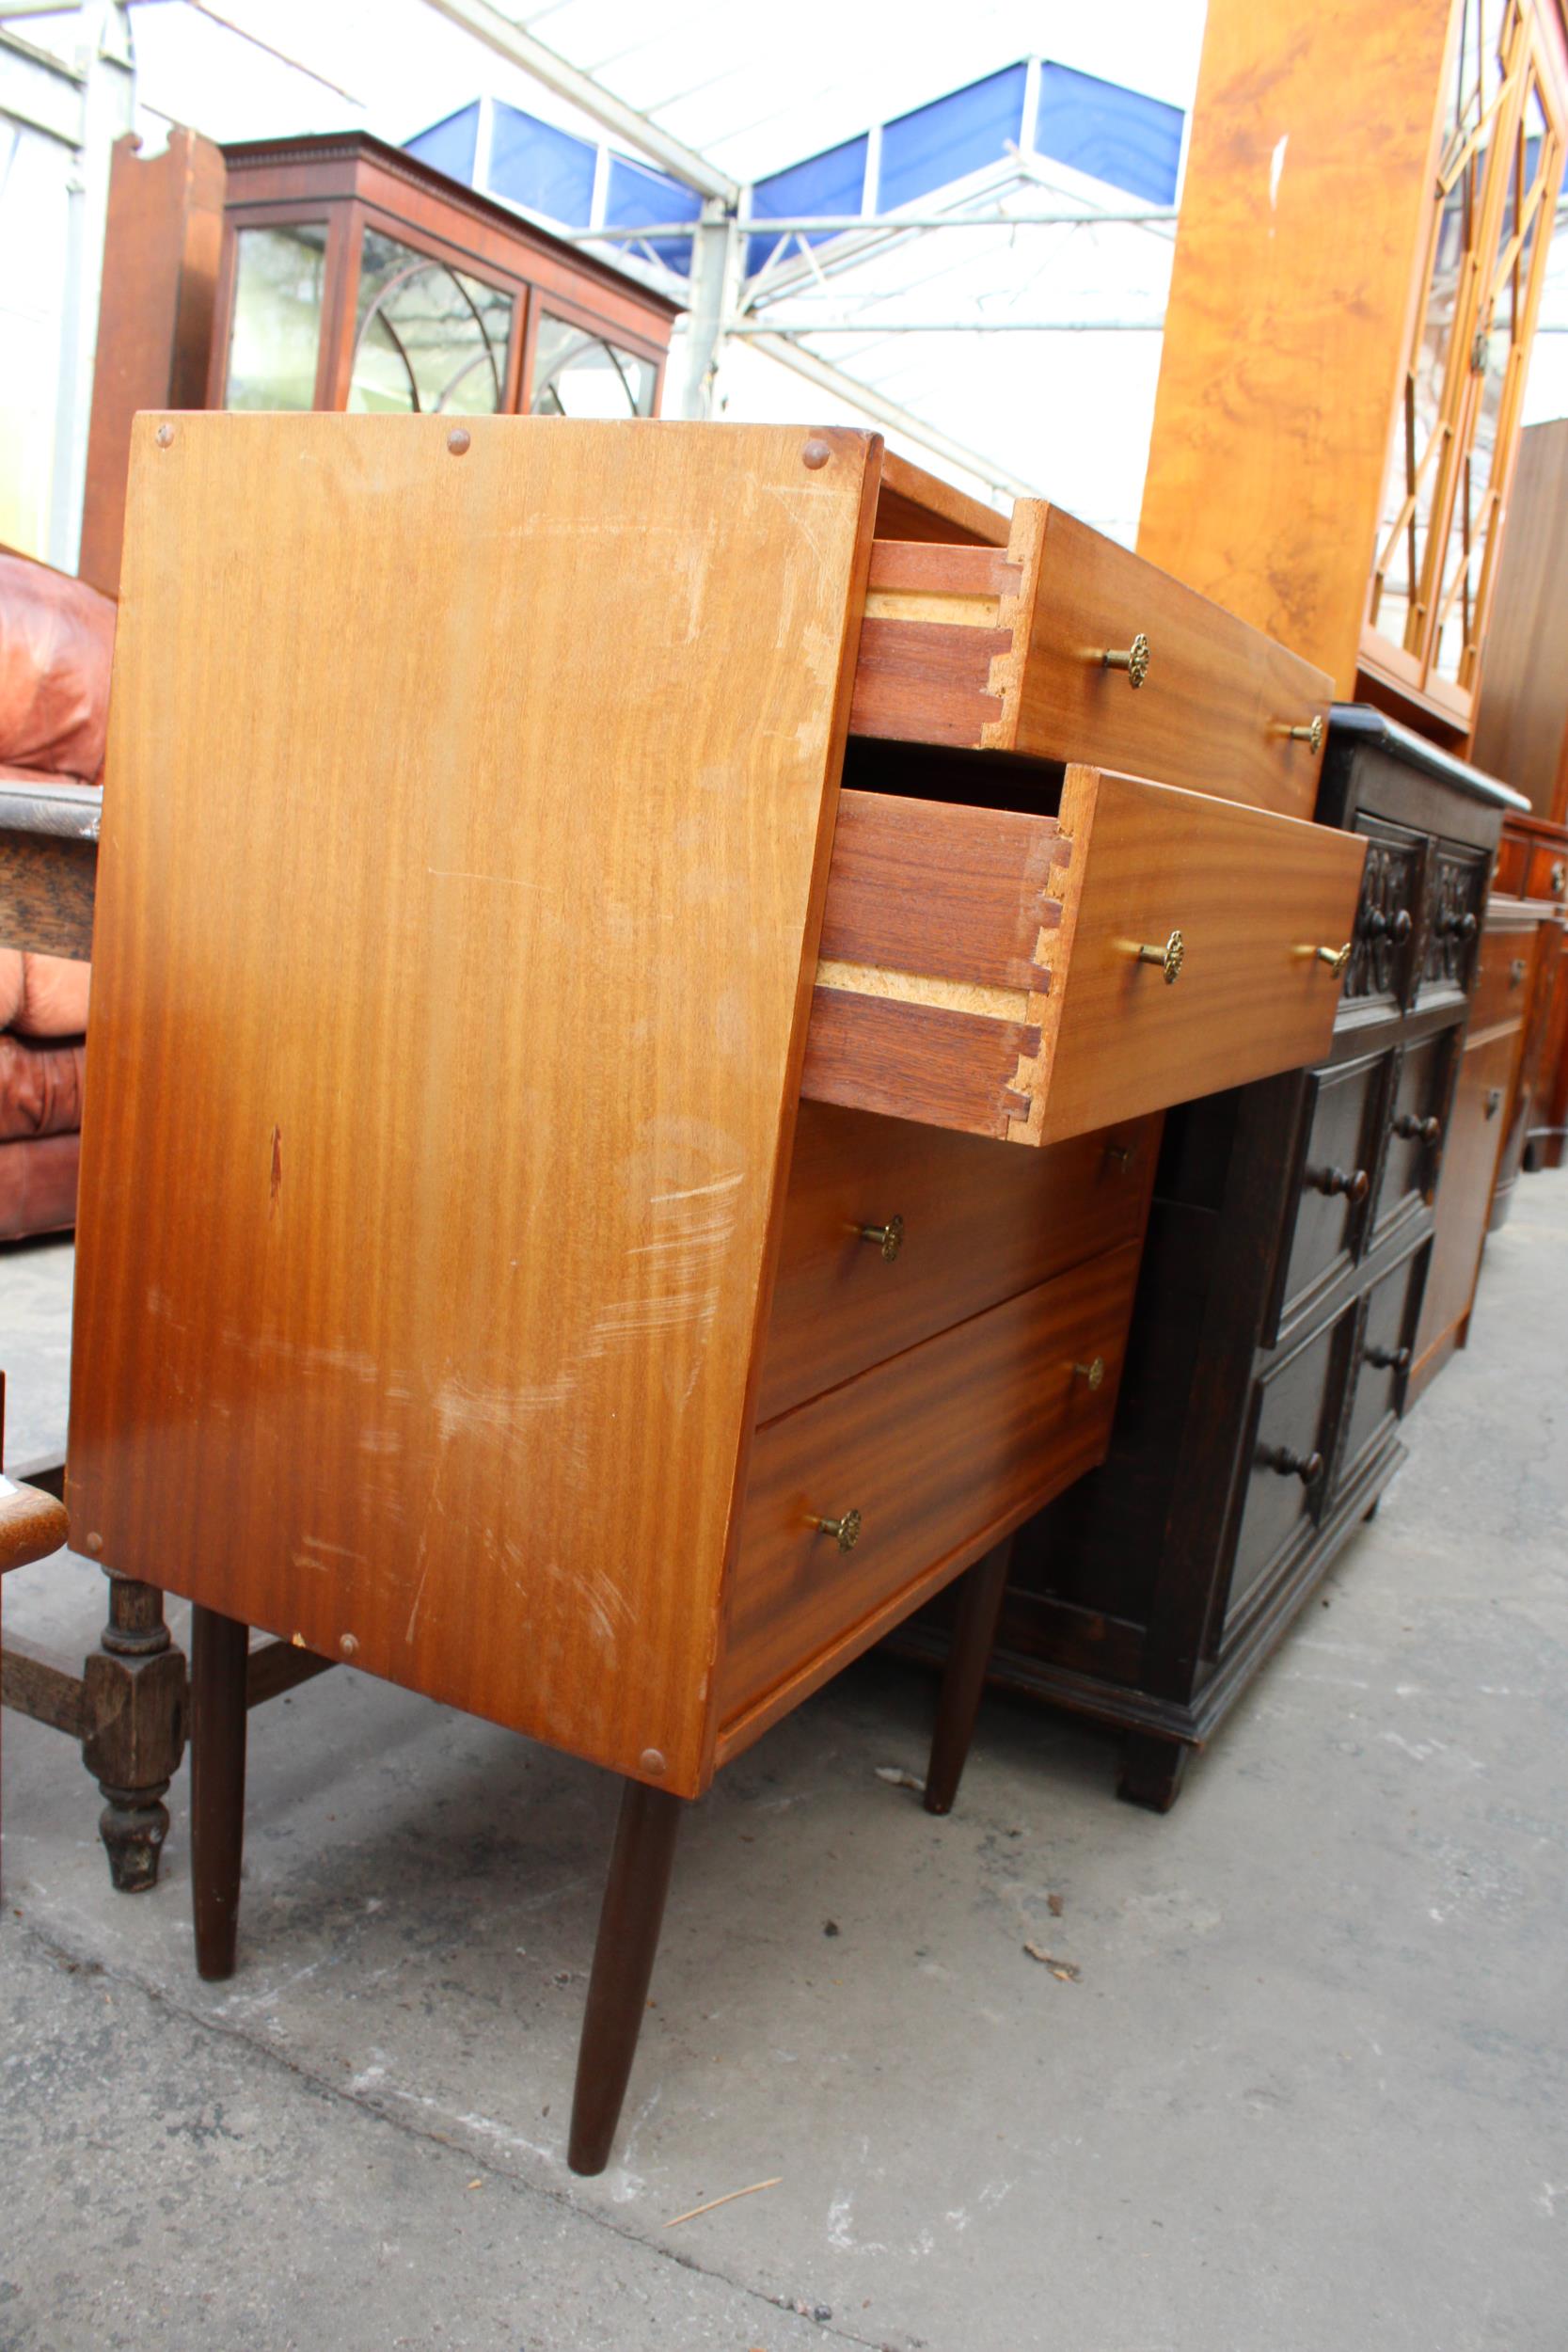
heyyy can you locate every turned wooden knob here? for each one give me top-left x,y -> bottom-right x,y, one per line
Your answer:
1261,1445 -> 1323,1485
1307,1165 -> 1370,1201
1392,1112 -> 1440,1145
1364,1343 -> 1412,1372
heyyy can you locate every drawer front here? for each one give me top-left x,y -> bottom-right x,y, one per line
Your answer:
1421,842 -> 1489,997
1415,1025 -> 1522,1365
1273,1051 -> 1386,1333
805,772 -> 1368,1149
721,1241 -> 1141,1725
758,1102 -> 1157,1422
1344,818 -> 1423,1009
1338,1246 -> 1427,1488
849,505 -> 1332,819
1227,1312 -> 1352,1621
1471,920 -> 1535,1034
1524,841 -> 1568,905
1373,1032 -> 1453,1236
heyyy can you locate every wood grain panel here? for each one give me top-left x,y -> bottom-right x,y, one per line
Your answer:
757,1102 -> 1159,1421
800,989 -> 1037,1139
847,617 -> 1009,746
872,451 -> 1011,547
818,788 -> 1061,991
1136,0 -> 1456,695
1471,421 -> 1568,824
66,414 -> 879,1800
1412,1023 -> 1522,1388
1019,767 -> 1370,1146
992,505 -> 1331,819
718,1241 -> 1142,1742
1470,905 -> 1538,1035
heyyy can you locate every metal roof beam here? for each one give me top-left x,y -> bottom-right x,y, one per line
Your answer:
573,208 -> 1176,240
418,0 -> 737,202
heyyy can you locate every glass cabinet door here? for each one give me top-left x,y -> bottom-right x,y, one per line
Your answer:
347,227 -> 515,415
529,313 -> 658,417
224,222 -> 330,409
1367,0 -> 1567,708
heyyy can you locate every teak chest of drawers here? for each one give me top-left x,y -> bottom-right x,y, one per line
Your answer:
62,417 -> 1363,2170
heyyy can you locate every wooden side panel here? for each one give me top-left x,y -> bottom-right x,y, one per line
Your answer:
847,616 -> 1008,746
873,451 -> 1011,547
66,415 -> 879,1799
800,990 -> 1037,1140
717,1240 -> 1143,1749
997,506 -> 1331,819
818,788 -> 1061,992
1136,0 -> 1453,693
78,129 -> 227,597
1471,421 -> 1568,824
1022,767 -> 1370,1146
757,1102 -> 1159,1422
1412,1021 -> 1522,1387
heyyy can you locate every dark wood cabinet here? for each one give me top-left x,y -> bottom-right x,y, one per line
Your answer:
903,707 -> 1522,1809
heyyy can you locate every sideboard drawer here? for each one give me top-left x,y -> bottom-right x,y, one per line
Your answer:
1373,1031 -> 1452,1236
1227,1312 -> 1351,1620
804,772 -> 1367,1149
1470,920 -> 1535,1034
1337,1244 -> 1427,1490
1271,1051 -> 1385,1336
758,1102 -> 1157,1422
721,1240 -> 1141,1727
848,505 -> 1331,818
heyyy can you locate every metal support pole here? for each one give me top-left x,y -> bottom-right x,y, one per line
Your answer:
673,196 -> 742,420
48,0 -> 132,573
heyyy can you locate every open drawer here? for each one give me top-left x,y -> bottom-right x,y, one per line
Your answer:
802,769 -> 1369,1150
848,503 -> 1333,819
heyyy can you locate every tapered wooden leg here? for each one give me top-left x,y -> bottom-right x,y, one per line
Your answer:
924,1537 -> 1013,1817
190,1604 -> 249,1980
568,1778 -> 685,2177
1117,1731 -> 1191,1813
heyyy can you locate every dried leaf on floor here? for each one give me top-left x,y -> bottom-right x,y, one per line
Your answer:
1023,1943 -> 1081,1981
875,1766 -> 925,1791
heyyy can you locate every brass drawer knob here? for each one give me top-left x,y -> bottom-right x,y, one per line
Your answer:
1289,716 -> 1325,755
1102,632 -> 1150,689
1134,929 -> 1184,984
1104,1140 -> 1137,1172
1365,1343 -> 1412,1372
1260,1444 -> 1323,1485
858,1216 -> 904,1263
814,1509 -> 862,1552
1307,1164 -> 1370,1201
1072,1357 -> 1106,1391
1315,942 -> 1353,977
1391,1112 -> 1441,1145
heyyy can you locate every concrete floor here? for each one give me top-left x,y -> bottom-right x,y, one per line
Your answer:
2,1185 -> 1565,2352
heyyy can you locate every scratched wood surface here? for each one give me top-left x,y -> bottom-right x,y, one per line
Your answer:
67,414 -> 879,1797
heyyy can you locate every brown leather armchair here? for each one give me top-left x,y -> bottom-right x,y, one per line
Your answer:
0,548 -> 113,1241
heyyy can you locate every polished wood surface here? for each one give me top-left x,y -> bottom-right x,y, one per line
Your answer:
79,128 -> 226,598
190,1604 -> 249,1979
804,769 -> 1365,1147
568,1781 -> 685,2177
1473,421 -> 1568,821
757,1103 -> 1157,1422
68,415 -> 879,1802
721,1241 -> 1140,1730
1411,1020 -> 1521,1392
872,452 -> 1010,548
818,787 -> 1061,993
994,505 -> 1330,818
0,1470 -> 69,1578
923,1537 -> 1013,1818
849,506 -> 1333,818
1136,0 -> 1457,697
1027,769 -> 1367,1146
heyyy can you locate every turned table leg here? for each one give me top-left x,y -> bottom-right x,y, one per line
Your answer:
80,1572 -> 188,1892
1117,1731 -> 1192,1813
924,1536 -> 1013,1818
190,1604 -> 249,1980
568,1778 -> 685,2177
